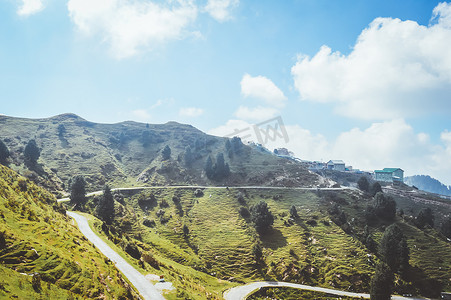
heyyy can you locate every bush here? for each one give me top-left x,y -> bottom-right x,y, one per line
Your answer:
194,189 -> 204,197
250,201 -> 274,234
143,219 -> 156,228
237,192 -> 246,205
32,273 -> 41,292
239,207 -> 250,218
159,199 -> 169,208
142,252 -> 160,269
358,176 -> 370,192
124,243 -> 141,260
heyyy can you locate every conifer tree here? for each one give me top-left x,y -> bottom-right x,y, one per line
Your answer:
0,139 -> 10,165
24,139 -> 40,166
70,175 -> 86,209
370,263 -> 394,300
97,185 -> 115,224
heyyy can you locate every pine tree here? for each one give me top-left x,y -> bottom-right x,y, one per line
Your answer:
205,156 -> 213,179
161,145 -> 171,160
24,139 -> 40,166
0,139 -> 10,165
415,208 -> 434,229
184,145 -> 193,166
374,192 -> 396,220
97,185 -> 115,224
70,175 -> 86,209
290,205 -> 299,219
371,182 -> 382,196
370,263 -> 394,300
380,224 -> 409,272
358,176 -> 370,192
250,201 -> 274,234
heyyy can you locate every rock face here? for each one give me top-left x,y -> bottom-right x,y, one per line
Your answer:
0,114 -> 318,192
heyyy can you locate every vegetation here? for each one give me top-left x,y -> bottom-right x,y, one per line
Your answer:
370,263 -> 394,300
358,176 -> 370,192
70,175 -> 86,209
0,164 -> 135,299
250,201 -> 274,234
379,224 -> 409,273
0,139 -> 10,165
161,145 -> 171,160
414,207 -> 434,229
96,185 -> 115,224
24,139 -> 40,166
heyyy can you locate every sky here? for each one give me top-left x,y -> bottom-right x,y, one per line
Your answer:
1,0 -> 451,185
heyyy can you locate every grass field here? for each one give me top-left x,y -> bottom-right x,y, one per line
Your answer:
0,165 -> 137,299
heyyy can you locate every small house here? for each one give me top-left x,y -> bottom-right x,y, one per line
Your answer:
374,168 -> 404,183
327,160 -> 345,172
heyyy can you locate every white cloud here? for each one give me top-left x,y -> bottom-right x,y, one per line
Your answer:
179,107 -> 204,117
204,0 -> 239,22
291,2 -> 451,120
241,73 -> 287,108
17,0 -> 44,16
234,106 -> 278,121
67,0 -> 198,59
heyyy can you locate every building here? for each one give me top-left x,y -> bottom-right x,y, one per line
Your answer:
326,160 -> 346,172
374,168 -> 404,183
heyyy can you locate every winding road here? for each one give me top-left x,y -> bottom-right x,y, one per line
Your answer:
58,185 -> 353,203
223,281 -> 419,300
66,211 -> 165,300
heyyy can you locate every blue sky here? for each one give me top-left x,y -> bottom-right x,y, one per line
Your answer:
1,0 -> 451,184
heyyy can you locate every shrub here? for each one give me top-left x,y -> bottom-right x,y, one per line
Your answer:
32,273 -> 41,292
239,207 -> 250,218
142,252 -> 160,269
143,219 -> 156,228
250,201 -> 274,234
194,189 -> 204,197
124,243 -> 141,260
237,192 -> 246,205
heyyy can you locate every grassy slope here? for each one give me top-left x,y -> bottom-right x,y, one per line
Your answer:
0,165 -> 137,299
0,114 -> 317,192
87,188 -> 376,299
82,186 -> 451,299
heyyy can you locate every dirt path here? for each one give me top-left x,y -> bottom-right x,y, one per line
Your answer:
66,211 -> 165,300
223,281 -> 421,300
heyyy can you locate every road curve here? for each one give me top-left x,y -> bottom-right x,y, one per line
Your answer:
223,281 -> 417,300
58,186 -> 354,203
66,211 -> 165,300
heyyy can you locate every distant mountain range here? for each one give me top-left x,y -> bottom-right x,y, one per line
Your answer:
405,175 -> 451,196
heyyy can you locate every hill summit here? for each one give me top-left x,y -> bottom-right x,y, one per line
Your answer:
0,114 -> 318,193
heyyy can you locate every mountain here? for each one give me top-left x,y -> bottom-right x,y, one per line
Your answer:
0,164 -> 138,299
0,114 -> 318,193
405,175 -> 451,197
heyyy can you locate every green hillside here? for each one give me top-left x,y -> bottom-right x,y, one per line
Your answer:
0,164 -> 138,299
79,186 -> 451,299
0,114 -> 317,193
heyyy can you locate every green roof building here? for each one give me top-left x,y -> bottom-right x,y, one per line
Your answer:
374,168 -> 404,183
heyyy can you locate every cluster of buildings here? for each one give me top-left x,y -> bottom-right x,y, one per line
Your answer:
307,160 -> 404,183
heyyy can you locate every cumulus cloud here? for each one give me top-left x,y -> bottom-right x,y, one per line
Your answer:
234,105 -> 278,121
204,0 -> 239,22
241,73 -> 287,108
291,2 -> 451,120
67,0 -> 198,58
17,0 -> 44,16
179,107 -> 204,117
